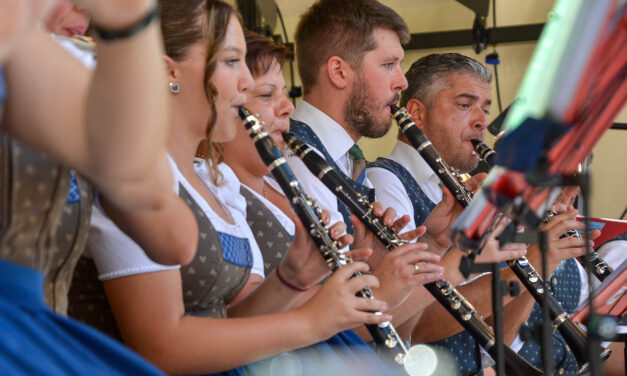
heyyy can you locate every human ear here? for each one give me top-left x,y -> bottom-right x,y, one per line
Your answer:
164,55 -> 180,83
406,98 -> 428,131
326,56 -> 349,89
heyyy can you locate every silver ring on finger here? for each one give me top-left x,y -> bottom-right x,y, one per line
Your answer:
414,263 -> 420,273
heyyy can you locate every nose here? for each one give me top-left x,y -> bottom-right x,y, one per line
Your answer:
393,64 -> 408,92
276,92 -> 295,120
471,106 -> 488,131
239,64 -> 254,92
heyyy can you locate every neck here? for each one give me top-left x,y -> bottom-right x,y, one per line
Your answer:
167,113 -> 205,179
228,162 -> 265,196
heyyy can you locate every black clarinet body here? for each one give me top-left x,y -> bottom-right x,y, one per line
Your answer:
237,107 -> 410,368
284,131 -> 543,376
411,108 -> 613,372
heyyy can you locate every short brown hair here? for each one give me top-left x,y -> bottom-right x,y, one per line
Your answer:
295,0 -> 409,95
160,0 -> 241,184
244,30 -> 293,78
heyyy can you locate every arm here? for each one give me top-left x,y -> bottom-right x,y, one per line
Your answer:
104,261 -> 389,375
3,1 -> 197,265
3,11 -> 169,208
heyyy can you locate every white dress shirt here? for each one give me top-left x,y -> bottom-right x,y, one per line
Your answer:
286,100 -> 374,234
366,141 -> 443,231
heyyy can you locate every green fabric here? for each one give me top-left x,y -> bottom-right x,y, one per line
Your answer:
348,144 -> 365,161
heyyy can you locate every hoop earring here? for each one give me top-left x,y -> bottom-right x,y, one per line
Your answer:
169,82 -> 180,94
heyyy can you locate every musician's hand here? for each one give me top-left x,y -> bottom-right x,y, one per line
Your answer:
540,206 -> 600,271
350,202 -> 396,254
474,218 -> 527,264
550,187 -> 580,214
0,0 -> 56,62
368,241 -> 444,310
299,261 -> 392,337
280,214 -> 337,289
463,173 -> 487,193
280,212 -> 369,290
423,188 -> 461,249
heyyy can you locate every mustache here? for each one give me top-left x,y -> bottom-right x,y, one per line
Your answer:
387,93 -> 400,107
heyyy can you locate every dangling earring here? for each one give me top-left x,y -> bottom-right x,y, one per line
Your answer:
169,82 -> 180,94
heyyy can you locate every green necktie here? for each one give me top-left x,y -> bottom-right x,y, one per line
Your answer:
348,144 -> 365,183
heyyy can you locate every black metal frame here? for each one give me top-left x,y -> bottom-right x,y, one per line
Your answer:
405,23 -> 545,51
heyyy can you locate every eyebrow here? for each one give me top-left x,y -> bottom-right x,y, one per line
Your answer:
455,93 -> 492,106
222,46 -> 244,54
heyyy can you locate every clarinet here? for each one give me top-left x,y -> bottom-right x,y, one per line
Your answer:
391,105 -> 611,372
237,108 -> 411,369
474,137 -> 614,283
542,211 -> 613,282
283,131 -> 543,376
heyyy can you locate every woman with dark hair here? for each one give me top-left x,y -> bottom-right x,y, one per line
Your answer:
71,1 -> 392,375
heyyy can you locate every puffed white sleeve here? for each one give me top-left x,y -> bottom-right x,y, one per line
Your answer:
85,200 -> 180,281
367,166 -> 417,232
84,156 -> 181,281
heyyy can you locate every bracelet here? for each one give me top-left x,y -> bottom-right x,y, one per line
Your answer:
275,265 -> 307,292
93,7 -> 159,42
442,245 -> 454,257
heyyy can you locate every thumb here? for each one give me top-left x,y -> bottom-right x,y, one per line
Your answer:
291,215 -> 310,247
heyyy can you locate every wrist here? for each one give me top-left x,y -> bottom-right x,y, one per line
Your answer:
275,264 -> 308,292
92,6 -> 159,42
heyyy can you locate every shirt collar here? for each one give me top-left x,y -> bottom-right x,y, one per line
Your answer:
389,141 -> 440,187
292,100 -> 355,163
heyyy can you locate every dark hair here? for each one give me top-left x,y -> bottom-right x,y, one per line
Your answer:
401,53 -> 492,109
295,0 -> 409,95
160,0 -> 241,184
244,30 -> 292,78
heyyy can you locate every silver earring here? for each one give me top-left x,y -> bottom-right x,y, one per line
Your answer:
169,82 -> 180,94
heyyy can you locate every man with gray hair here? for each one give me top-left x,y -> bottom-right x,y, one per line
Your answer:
367,53 -> 583,375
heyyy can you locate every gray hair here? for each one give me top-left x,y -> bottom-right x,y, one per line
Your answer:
400,53 -> 492,108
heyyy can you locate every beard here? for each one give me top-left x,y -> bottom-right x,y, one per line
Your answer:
343,74 -> 395,139
424,118 -> 479,173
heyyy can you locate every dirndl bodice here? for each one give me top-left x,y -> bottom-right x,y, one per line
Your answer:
0,133 -> 92,313
69,182 -> 253,339
178,184 -> 252,318
240,185 -> 291,276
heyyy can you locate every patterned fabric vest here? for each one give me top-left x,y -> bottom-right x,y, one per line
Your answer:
69,183 -> 254,340
46,172 -> 93,313
289,119 -> 375,236
0,133 -> 93,314
367,157 -> 434,227
240,186 -> 291,276
517,258 -> 582,375
178,185 -> 252,318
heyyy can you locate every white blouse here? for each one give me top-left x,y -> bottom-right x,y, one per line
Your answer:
85,156 -> 264,281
